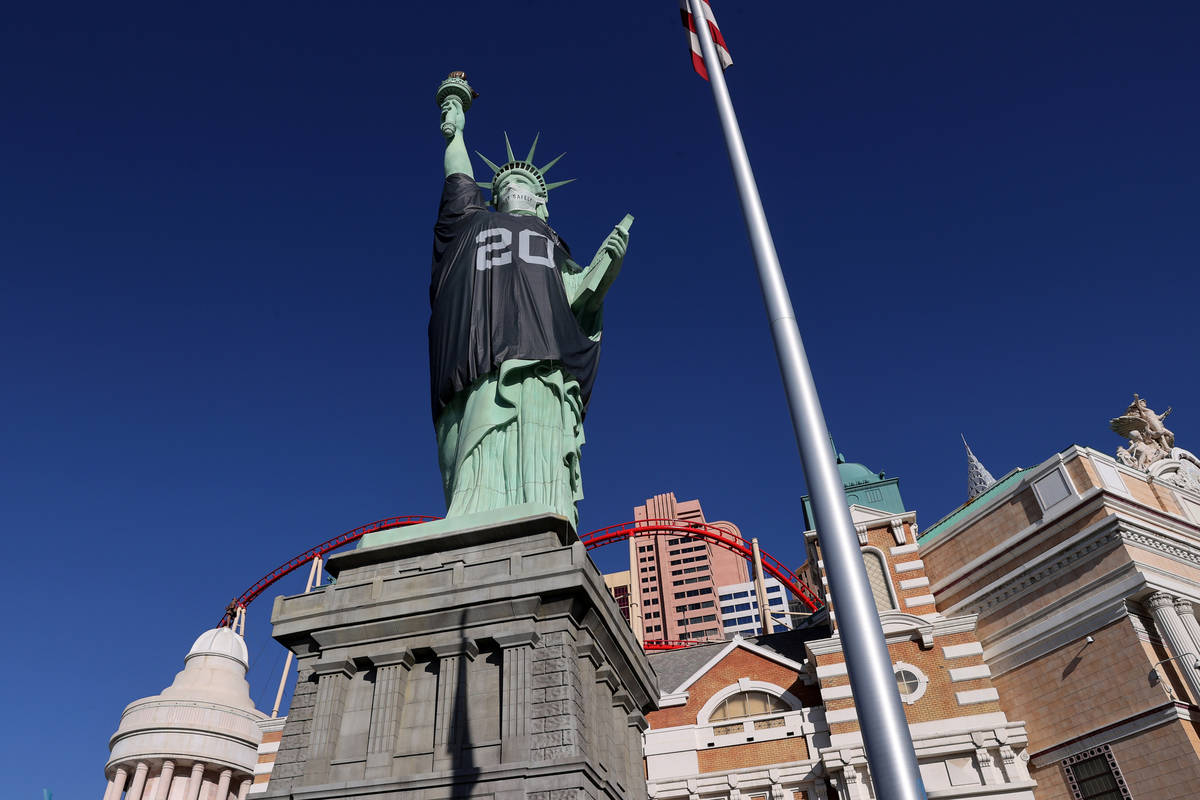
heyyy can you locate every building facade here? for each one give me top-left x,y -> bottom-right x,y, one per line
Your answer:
918,422 -> 1200,798
642,458 -> 1037,800
633,493 -> 750,642
718,578 -> 792,637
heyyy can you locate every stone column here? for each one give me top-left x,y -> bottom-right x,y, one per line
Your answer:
154,761 -> 175,800
304,658 -> 357,785
237,778 -> 252,800
1146,592 -> 1200,703
102,767 -> 127,800
627,708 -> 650,800
495,631 -> 539,764
611,690 -> 635,794
1174,597 -> 1200,659
125,762 -> 150,800
431,641 -> 479,767
184,762 -> 206,800
214,768 -> 232,800
365,649 -> 415,778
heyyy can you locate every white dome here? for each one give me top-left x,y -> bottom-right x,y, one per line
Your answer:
107,626 -> 264,779
186,626 -> 250,670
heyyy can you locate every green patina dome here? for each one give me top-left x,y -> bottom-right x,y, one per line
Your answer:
836,453 -> 886,488
801,447 -> 905,529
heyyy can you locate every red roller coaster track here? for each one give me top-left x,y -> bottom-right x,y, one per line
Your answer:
219,516 -> 824,648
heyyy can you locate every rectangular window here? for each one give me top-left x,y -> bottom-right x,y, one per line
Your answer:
1062,746 -> 1130,800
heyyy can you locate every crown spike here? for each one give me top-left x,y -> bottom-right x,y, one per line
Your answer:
526,133 -> 540,163
475,151 -> 502,174
504,132 -> 515,162
539,152 -> 566,175
545,178 -> 576,191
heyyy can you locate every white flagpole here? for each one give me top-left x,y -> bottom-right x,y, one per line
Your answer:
685,2 -> 927,798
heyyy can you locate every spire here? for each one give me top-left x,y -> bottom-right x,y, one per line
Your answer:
963,434 -> 996,501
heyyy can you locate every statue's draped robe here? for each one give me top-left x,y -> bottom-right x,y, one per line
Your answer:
429,174 -> 602,528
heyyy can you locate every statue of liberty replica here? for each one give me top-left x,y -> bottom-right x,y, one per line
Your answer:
431,73 -> 631,530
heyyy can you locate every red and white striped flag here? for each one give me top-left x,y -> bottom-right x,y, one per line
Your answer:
680,0 -> 732,81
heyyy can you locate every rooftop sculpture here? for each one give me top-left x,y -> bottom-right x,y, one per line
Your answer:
1112,394 -> 1175,470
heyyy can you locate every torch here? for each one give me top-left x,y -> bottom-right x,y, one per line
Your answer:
436,71 -> 479,139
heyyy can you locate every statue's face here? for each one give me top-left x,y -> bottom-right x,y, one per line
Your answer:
495,174 -> 547,218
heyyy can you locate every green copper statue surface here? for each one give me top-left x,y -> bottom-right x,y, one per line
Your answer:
429,73 -> 630,530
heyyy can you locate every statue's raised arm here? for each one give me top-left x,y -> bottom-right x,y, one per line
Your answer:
438,72 -> 476,178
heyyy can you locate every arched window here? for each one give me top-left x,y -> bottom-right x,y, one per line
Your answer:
708,690 -> 790,722
862,548 -> 896,612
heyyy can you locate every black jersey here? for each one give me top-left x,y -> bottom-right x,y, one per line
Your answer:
428,173 -> 600,419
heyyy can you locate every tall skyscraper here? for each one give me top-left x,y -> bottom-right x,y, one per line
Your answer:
632,492 -> 750,641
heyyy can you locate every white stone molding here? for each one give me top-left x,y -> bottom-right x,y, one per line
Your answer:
821,684 -> 853,701
647,762 -> 827,800
903,594 -> 936,609
825,708 -> 858,724
893,560 -> 925,573
942,642 -> 984,659
955,688 -> 1000,706
890,543 -> 919,556
815,662 -> 848,679
949,664 -> 992,682
853,524 -> 868,545
898,576 -> 929,590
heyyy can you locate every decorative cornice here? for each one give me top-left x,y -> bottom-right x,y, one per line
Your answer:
947,520 -> 1200,620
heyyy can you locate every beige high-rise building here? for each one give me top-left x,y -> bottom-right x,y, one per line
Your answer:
632,492 -> 750,642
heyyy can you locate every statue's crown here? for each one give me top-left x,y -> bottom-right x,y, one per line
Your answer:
476,133 -> 575,206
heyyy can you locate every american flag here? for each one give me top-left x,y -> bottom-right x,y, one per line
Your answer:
680,0 -> 732,81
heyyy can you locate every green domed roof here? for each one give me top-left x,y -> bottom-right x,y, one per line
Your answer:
802,447 -> 905,529
837,455 -> 885,488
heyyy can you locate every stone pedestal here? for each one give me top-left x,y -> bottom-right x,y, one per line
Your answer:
262,507 -> 658,800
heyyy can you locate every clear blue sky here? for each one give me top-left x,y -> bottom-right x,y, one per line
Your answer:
4,3 -> 1198,796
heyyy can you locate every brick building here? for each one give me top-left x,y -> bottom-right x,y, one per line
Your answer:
642,457 -> 1036,800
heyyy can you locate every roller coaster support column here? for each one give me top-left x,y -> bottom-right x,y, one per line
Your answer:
271,555 -> 322,718
750,538 -> 773,635
688,2 -> 926,796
